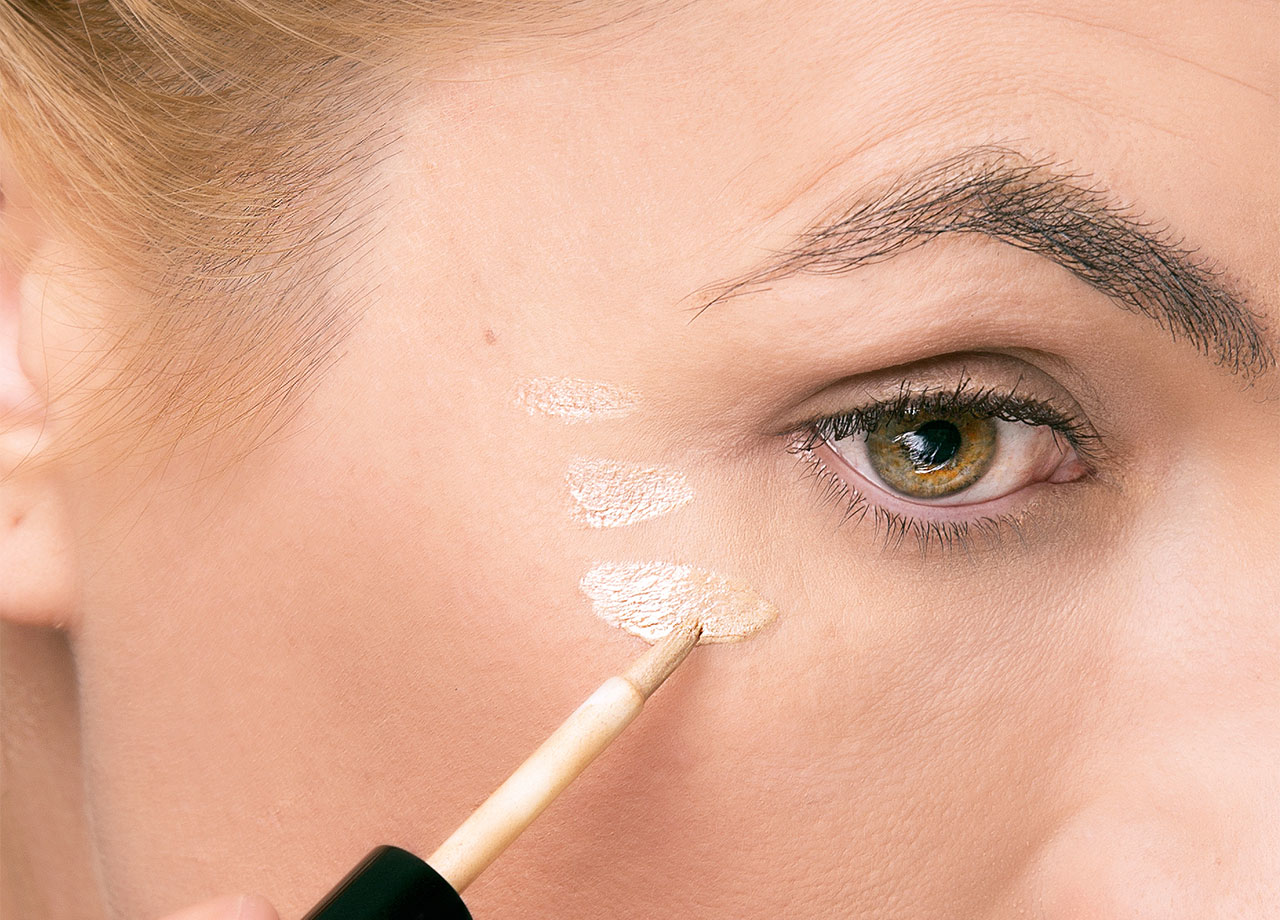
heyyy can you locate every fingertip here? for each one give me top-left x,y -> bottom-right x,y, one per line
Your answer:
158,895 -> 241,920
158,893 -> 278,920
236,893 -> 280,920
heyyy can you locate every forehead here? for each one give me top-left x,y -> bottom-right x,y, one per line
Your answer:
405,0 -> 1275,341
657,0 -> 1274,255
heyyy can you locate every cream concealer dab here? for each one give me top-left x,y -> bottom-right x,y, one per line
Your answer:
580,561 -> 779,644
566,458 -> 694,528
515,376 -> 638,422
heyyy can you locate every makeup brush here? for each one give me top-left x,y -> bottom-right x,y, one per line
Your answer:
301,619 -> 703,920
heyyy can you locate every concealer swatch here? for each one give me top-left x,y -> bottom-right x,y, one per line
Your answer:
515,376 -> 638,422
580,561 -> 778,644
566,458 -> 694,528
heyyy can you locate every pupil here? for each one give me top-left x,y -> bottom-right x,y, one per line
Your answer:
898,419 -> 962,469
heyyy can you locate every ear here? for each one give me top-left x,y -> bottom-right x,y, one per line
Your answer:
1,162 -> 76,629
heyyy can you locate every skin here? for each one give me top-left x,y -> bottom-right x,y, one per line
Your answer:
2,0 -> 1277,917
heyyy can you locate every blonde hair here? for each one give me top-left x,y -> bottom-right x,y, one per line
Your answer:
0,2 -> 636,457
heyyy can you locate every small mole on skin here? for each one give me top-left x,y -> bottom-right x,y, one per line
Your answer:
483,328 -> 497,345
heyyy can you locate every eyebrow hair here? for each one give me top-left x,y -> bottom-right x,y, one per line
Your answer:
694,146 -> 1274,376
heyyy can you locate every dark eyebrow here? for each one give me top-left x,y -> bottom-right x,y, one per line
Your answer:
694,146 -> 1274,377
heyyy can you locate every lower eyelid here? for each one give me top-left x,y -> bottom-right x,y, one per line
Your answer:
792,451 -> 1095,560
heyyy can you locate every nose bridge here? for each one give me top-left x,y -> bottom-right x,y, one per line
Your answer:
1021,487 -> 1280,917
1113,438 -> 1279,702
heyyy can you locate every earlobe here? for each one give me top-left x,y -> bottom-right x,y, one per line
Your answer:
1,170 -> 77,630
0,466 -> 76,629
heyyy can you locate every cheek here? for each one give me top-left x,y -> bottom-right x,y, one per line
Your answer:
657,458 -> 1123,911
68,299 -> 1113,919
67,318 -> 612,917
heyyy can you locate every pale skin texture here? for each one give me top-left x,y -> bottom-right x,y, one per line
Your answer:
2,1 -> 1278,918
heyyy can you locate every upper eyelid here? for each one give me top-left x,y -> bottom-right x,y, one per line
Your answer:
794,384 -> 1100,451
766,350 -> 1100,434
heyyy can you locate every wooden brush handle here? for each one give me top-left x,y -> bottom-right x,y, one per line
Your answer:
428,622 -> 701,893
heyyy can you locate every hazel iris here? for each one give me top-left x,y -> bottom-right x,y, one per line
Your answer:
866,412 -> 998,498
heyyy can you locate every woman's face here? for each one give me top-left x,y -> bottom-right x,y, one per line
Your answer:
20,0 -> 1277,916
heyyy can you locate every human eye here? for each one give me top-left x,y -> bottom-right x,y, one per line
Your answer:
787,358 -> 1101,553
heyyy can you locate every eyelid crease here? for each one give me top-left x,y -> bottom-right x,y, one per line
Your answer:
766,351 -> 1100,439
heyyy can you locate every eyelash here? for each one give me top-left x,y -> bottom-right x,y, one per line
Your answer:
787,377 -> 1102,555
